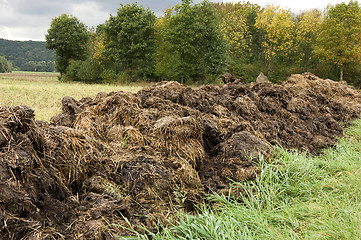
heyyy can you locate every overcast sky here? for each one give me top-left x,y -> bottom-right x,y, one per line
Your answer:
0,0 -> 345,41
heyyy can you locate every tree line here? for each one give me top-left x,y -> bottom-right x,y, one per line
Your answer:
45,0 -> 361,86
0,39 -> 55,72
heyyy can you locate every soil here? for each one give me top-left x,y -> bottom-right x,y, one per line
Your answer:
1,73 -> 361,239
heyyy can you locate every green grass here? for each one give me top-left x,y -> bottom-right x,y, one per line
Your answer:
120,119 -> 361,240
0,72 -> 149,121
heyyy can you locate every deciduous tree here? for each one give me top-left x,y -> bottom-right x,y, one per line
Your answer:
161,0 -> 228,82
215,2 -> 260,61
220,6 -> 250,59
154,8 -> 178,80
0,56 -> 11,73
295,9 -> 322,67
103,3 -> 156,80
255,5 -> 295,79
314,1 -> 361,81
45,14 -> 90,76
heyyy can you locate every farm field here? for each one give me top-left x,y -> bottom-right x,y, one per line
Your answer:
0,72 -> 361,239
0,71 -> 148,121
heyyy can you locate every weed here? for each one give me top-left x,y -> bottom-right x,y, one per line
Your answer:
121,134 -> 130,148
103,183 -> 126,199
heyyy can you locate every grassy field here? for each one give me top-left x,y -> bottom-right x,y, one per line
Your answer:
119,120 -> 361,240
0,71 -> 148,121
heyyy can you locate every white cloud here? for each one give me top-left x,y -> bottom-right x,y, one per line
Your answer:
71,1 -> 111,27
0,26 -> 47,41
0,0 -> 15,25
7,26 -> 48,41
0,26 -> 11,40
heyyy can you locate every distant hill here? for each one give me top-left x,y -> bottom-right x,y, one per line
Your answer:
0,38 -> 55,72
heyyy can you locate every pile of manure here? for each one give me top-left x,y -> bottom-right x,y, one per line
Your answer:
1,73 -> 361,239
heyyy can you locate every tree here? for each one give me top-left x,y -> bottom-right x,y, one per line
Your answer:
91,34 -> 108,66
215,2 -> 260,61
0,39 -> 55,71
214,2 -> 263,80
103,3 -> 156,80
314,1 -> 361,81
154,8 -> 179,80
45,14 -> 90,76
160,0 -> 228,82
0,56 -> 11,73
295,9 -> 322,67
20,61 -> 37,71
220,5 -> 250,59
255,5 -> 295,79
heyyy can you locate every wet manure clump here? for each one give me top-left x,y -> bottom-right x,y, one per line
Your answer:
1,73 -> 361,239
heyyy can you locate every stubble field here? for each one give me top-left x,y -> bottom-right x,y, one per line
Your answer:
0,72 -> 148,121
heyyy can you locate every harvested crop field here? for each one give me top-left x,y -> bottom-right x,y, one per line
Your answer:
1,73 -> 361,239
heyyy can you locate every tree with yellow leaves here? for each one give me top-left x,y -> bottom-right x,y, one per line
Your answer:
215,2 -> 257,59
222,9 -> 249,57
295,9 -> 322,66
91,34 -> 107,65
255,5 -> 295,79
314,1 -> 361,81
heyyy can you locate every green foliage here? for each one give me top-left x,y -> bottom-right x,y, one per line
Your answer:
229,60 -> 268,83
121,133 -> 129,148
20,61 -> 54,72
221,9 -> 248,58
100,69 -> 117,83
255,5 -> 296,79
154,8 -> 178,81
46,14 -> 90,75
64,59 -> 101,83
63,60 -> 82,81
295,9 -> 322,67
343,62 -> 361,87
0,38 -> 55,72
157,0 -> 228,82
214,2 -> 260,61
30,0 -> 361,85
103,3 -> 156,80
0,56 -> 12,73
315,0 -> 361,80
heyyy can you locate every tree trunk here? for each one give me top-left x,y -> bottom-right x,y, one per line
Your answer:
340,65 -> 344,81
267,60 -> 271,81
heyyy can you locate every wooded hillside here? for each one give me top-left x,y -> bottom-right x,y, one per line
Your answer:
0,38 -> 55,72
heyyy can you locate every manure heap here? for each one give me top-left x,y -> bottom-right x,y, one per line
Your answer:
1,73 -> 361,239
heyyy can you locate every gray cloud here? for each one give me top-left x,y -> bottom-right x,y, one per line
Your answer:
9,0 -> 68,16
0,0 -> 204,41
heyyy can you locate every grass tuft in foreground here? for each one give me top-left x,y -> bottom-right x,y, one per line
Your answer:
118,119 -> 361,240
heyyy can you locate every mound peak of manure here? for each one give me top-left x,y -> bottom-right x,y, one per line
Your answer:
1,73 -> 361,239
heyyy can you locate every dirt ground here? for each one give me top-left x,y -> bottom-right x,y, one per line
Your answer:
1,73 -> 361,239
